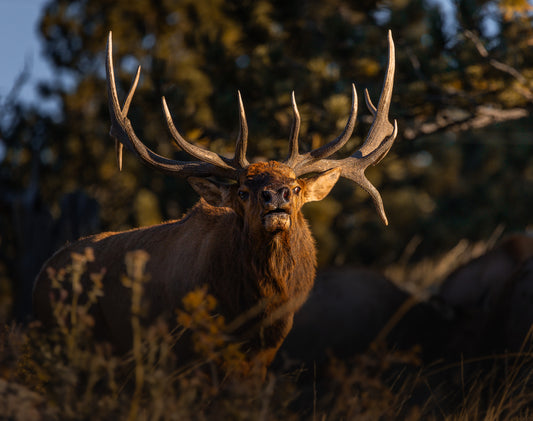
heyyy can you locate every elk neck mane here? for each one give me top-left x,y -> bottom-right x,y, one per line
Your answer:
191,199 -> 316,318
247,212 -> 314,297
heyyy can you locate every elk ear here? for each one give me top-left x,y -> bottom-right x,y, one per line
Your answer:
302,168 -> 341,203
187,177 -> 232,207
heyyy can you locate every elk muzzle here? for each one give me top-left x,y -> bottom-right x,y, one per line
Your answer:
261,187 -> 292,232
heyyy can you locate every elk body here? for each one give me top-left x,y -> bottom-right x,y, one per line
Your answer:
278,234 -> 533,369
277,267 -> 410,366
436,233 -> 533,357
33,32 -> 397,366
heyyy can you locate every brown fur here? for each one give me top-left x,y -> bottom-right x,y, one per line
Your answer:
33,162 -> 340,366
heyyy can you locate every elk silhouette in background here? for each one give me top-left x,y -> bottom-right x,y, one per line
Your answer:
33,31 -> 397,368
274,233 -> 533,414
278,233 -> 533,368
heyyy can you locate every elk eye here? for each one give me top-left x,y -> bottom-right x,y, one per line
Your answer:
293,186 -> 301,195
238,190 -> 249,200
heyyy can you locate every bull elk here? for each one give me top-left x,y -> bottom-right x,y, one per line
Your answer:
33,31 -> 397,368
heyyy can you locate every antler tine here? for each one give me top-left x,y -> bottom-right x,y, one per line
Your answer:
285,91 -> 301,166
284,84 -> 357,170
287,31 -> 397,225
358,29 -> 395,157
115,65 -> 140,171
310,83 -> 358,159
364,88 -> 377,118
122,65 -> 140,116
233,91 -> 249,168
343,120 -> 398,225
106,31 -> 238,179
162,97 -> 237,170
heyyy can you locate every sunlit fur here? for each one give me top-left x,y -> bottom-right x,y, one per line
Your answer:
33,161 -> 340,367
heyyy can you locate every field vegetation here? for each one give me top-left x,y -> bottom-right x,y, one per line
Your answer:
2,239 -> 533,420
1,0 -> 532,419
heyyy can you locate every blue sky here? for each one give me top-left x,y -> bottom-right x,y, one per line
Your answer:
0,0 -> 53,110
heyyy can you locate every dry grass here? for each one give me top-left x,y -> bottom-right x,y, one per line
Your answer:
1,239 -> 533,420
384,226 -> 505,297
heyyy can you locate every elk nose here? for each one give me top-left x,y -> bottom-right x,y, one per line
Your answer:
278,187 -> 290,204
261,187 -> 291,207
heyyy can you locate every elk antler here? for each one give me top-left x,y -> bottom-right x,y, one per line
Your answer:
284,30 -> 397,225
106,31 -> 247,179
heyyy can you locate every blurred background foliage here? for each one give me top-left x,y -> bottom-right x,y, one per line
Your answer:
0,0 -> 532,321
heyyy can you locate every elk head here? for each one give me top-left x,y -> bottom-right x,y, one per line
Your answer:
188,162 -> 340,236
106,30 -> 397,227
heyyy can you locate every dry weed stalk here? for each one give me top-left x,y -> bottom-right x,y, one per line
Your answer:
3,242 -> 533,419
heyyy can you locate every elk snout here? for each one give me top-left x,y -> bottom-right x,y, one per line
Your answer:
261,187 -> 291,232
261,187 -> 291,210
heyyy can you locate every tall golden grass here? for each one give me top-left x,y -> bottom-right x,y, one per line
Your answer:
1,241 -> 533,420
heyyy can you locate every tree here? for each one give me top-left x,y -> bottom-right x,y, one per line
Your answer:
1,0 -> 532,320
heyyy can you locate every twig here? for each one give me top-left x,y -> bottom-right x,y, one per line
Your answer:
464,30 -> 533,102
403,105 -> 529,140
